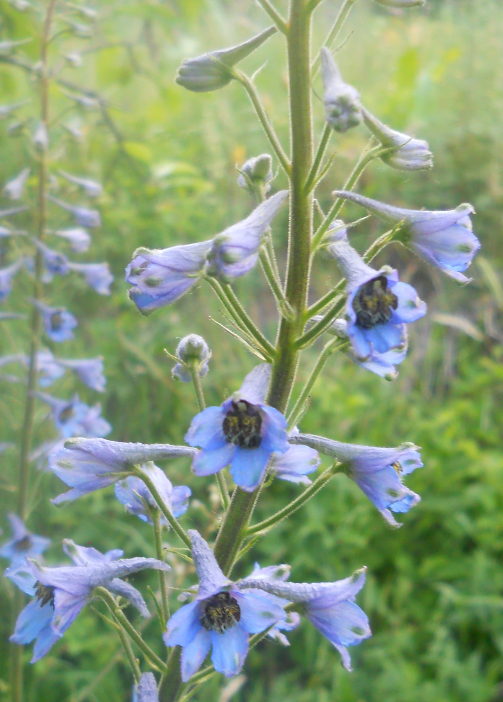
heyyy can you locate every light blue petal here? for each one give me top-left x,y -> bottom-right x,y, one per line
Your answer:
137,672 -> 159,702
30,621 -> 62,663
51,590 -> 87,635
192,443 -> 235,477
391,281 -> 427,324
11,599 -> 54,644
261,406 -> 289,453
308,600 -> 371,648
185,406 -> 226,449
189,530 -> 231,600
234,591 -> 286,634
181,627 -> 211,682
210,625 -> 249,677
367,322 -> 404,354
164,601 -> 201,647
229,444 -> 271,491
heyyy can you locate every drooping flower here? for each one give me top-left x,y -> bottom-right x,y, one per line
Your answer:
237,154 -> 274,196
172,334 -> 211,383
290,433 -> 423,526
34,241 -> 69,279
58,171 -> 103,198
49,437 -> 197,504
0,38 -> 31,52
320,48 -> 362,133
206,190 -> 288,282
0,100 -> 30,119
31,300 -> 78,342
115,462 -> 191,525
57,357 -> 106,392
34,350 -> 67,386
0,205 -> 29,218
164,530 -> 287,681
362,108 -> 433,171
33,121 -> 49,151
3,167 -> 30,200
185,364 -> 289,491
0,258 -> 25,302
270,443 -> 320,485
48,195 -> 101,228
8,541 -> 170,662
176,26 -> 276,93
67,262 -> 113,295
52,227 -> 91,252
327,234 -> 426,360
126,240 -> 212,314
133,673 -> 159,702
0,514 -> 50,565
238,566 -> 370,671
333,191 -> 479,283
37,392 -> 111,440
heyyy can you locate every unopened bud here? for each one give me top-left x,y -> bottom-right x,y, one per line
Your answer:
172,334 -> 211,383
320,48 -> 362,133
33,121 -> 48,151
237,154 -> 273,195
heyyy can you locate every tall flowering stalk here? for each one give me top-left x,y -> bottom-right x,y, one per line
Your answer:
3,1 -> 480,701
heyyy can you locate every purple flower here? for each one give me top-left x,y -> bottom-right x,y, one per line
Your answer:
35,350 -> 67,386
134,673 -> 159,702
33,121 -> 48,151
52,228 -> 91,252
334,191 -> 479,283
126,240 -> 212,315
0,514 -> 50,565
327,234 -> 426,360
320,48 -> 362,133
270,443 -> 320,485
58,171 -> 103,198
58,357 -> 106,392
185,364 -> 289,491
34,241 -> 69,280
115,462 -> 191,525
48,195 -> 101,228
31,300 -> 78,342
49,437 -> 196,504
164,530 -> 287,681
0,258 -> 25,302
291,433 -> 423,527
37,392 -> 111,440
206,191 -> 288,282
362,108 -> 433,171
8,540 -> 170,662
67,262 -> 113,295
3,167 -> 30,200
238,567 -> 370,671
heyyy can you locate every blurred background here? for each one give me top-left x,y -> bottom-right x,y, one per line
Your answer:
1,0 -> 503,700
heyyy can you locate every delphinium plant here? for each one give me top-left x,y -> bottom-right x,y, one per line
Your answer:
0,2 -> 114,700
6,0 -> 482,701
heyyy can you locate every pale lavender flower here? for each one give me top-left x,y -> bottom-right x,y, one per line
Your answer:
37,392 -> 111,440
35,350 -> 66,386
64,52 -> 83,67
67,262 -> 113,294
52,228 -> 91,252
237,154 -> 273,195
206,190 -> 288,282
334,191 -> 479,283
0,205 -> 29,218
58,357 -> 105,392
48,195 -> 101,228
34,241 -> 69,279
31,300 -> 78,342
58,171 -> 103,198
0,258 -> 25,302
270,443 -> 320,485
3,168 -> 30,200
33,121 -> 48,151
320,48 -> 362,133
0,38 -> 32,52
362,108 -> 433,171
61,90 -> 100,110
0,514 -> 50,565
291,433 -> 423,527
49,437 -> 196,504
134,673 -> 159,702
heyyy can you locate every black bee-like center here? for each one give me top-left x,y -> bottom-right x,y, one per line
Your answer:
13,535 -> 32,552
352,275 -> 398,330
223,400 -> 262,449
35,582 -> 55,608
201,592 -> 241,634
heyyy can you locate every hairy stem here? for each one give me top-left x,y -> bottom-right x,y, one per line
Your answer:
136,470 -> 191,549
304,123 -> 332,193
256,0 -> 288,34
153,510 -> 170,625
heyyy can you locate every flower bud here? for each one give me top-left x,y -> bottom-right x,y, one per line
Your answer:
33,121 -> 48,151
176,26 -> 276,93
320,48 -> 362,133
373,0 -> 425,7
362,107 -> 433,171
172,334 -> 211,383
237,154 -> 273,195
3,168 -> 30,200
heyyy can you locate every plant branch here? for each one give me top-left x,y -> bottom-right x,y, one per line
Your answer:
135,469 -> 191,549
256,0 -> 288,34
310,0 -> 357,75
152,510 -> 170,625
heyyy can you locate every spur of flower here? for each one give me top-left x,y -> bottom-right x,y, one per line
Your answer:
0,514 -> 50,565
8,540 -> 170,663
290,433 -> 423,527
164,530 -> 287,681
185,364 -> 289,491
49,437 -> 196,503
334,191 -> 479,283
327,233 -> 426,359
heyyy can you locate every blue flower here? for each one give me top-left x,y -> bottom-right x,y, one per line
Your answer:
0,514 -> 50,565
48,195 -> 101,228
133,673 -> 159,702
35,350 -> 67,386
36,392 -> 111,440
362,108 -> 433,171
52,227 -> 91,252
164,530 -> 286,681
320,48 -> 362,133
291,434 -> 423,527
185,364 -> 289,491
8,540 -> 170,662
3,167 -> 30,200
115,462 -> 191,525
0,258 -> 25,302
333,191 -> 479,283
67,262 -> 113,295
238,567 -> 370,671
58,357 -> 106,392
206,191 -> 288,282
327,234 -> 426,360
126,240 -> 212,315
34,241 -> 69,280
270,443 -> 320,485
58,171 -> 103,198
31,300 -> 78,342
49,437 -> 196,504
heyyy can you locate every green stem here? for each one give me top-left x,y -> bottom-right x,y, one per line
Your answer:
259,248 -> 290,313
221,283 -> 276,359
310,0 -> 357,74
153,510 -> 170,625
158,648 -> 183,702
115,616 -> 141,683
256,0 -> 288,34
305,284 -> 344,318
247,462 -> 340,536
304,123 -> 331,193
233,69 -> 291,177
287,339 -> 342,429
136,470 -> 191,549
206,276 -> 254,337
297,297 -> 346,349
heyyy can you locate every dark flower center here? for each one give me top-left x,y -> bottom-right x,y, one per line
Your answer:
201,592 -> 241,634
58,405 -> 75,423
50,312 -> 63,331
13,535 -> 32,552
352,275 -> 398,330
223,400 -> 262,449
35,582 -> 55,608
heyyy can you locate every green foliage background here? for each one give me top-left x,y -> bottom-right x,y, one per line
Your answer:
1,0 -> 502,700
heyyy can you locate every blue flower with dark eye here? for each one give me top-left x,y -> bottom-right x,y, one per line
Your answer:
36,392 -> 111,439
238,566 -> 370,671
7,540 -> 170,663
0,514 -> 50,565
291,433 -> 423,527
57,357 -> 106,392
115,462 -> 191,525
0,258 -> 25,302
49,437 -> 196,504
164,530 -> 287,682
34,241 -> 69,280
334,191 -> 479,283
31,300 -> 78,342
67,262 -> 113,295
126,240 -> 212,315
327,234 -> 426,360
185,365 -> 289,492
